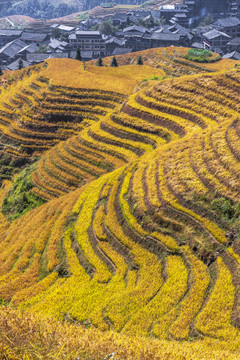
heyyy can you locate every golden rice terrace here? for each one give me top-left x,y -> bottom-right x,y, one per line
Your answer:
0,47 -> 240,359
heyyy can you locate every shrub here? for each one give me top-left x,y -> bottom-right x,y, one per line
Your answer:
18,58 -> 23,70
2,163 -> 46,220
184,48 -> 221,63
97,57 -> 103,66
211,197 -> 234,219
137,56 -> 143,65
110,56 -> 118,67
76,47 -> 82,61
101,2 -> 115,8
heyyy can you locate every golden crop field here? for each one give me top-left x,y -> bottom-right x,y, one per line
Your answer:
0,48 -> 240,359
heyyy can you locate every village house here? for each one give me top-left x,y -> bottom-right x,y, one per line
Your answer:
227,37 -> 240,51
20,32 -> 49,45
7,58 -> 30,71
202,29 -> 231,52
57,25 -> 75,34
69,30 -> 106,58
213,17 -> 240,38
223,50 -> 240,60
123,25 -> 151,51
105,37 -> 125,56
159,4 -> 189,25
111,13 -> 129,27
26,52 -> 69,65
0,30 -> 23,46
78,19 -> 92,31
170,12 -> 190,27
112,47 -> 133,56
16,43 -> 39,60
0,39 -> 28,64
151,31 -> 190,48
48,39 -> 69,52
228,0 -> 240,15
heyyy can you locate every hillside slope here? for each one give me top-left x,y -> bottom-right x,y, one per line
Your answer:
0,49 -> 240,357
0,307 -> 239,360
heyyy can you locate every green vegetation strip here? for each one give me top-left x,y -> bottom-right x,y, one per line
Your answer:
2,162 -> 46,220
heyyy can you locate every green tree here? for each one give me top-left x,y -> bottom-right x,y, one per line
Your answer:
159,16 -> 166,26
110,56 -> 118,67
51,27 -> 61,39
97,57 -> 103,66
76,47 -> 82,61
18,58 -> 23,70
0,68 -> 3,76
146,13 -> 155,28
211,197 -> 234,219
36,44 -> 49,53
137,18 -> 145,26
99,21 -> 113,35
137,55 -> 143,65
200,14 -> 214,26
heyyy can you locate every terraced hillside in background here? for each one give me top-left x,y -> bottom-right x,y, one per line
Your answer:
88,4 -> 139,17
0,48 -> 240,359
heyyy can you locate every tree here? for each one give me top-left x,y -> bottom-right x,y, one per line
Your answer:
76,47 -> 82,61
137,56 -> 143,65
51,27 -> 61,39
145,13 -> 155,28
110,56 -> 118,67
137,18 -> 145,26
97,57 -> 103,66
0,68 -> 3,76
200,14 -> 214,27
37,44 -> 49,53
126,16 -> 131,26
18,58 -> 23,70
99,21 -> 113,35
159,16 -> 166,26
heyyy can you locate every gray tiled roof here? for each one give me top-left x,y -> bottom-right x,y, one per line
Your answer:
228,37 -> 240,45
151,32 -> 182,41
0,39 -> 27,58
223,50 -> 240,60
0,30 -> 22,36
27,53 -> 49,63
49,39 -> 62,49
27,52 -> 69,63
20,32 -> 47,42
75,31 -> 100,36
7,59 -> 30,71
203,29 -> 231,40
214,17 -> 240,28
69,34 -> 77,40
123,25 -> 149,34
17,43 -> 38,54
58,25 -> 75,32
112,47 -> 133,55
192,42 -> 204,49
106,37 -> 124,46
48,52 -> 69,58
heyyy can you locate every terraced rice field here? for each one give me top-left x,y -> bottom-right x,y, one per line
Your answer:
0,51 -> 240,357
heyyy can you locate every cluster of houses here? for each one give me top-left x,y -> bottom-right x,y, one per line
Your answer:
158,0 -> 240,28
1,0 -> 240,71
